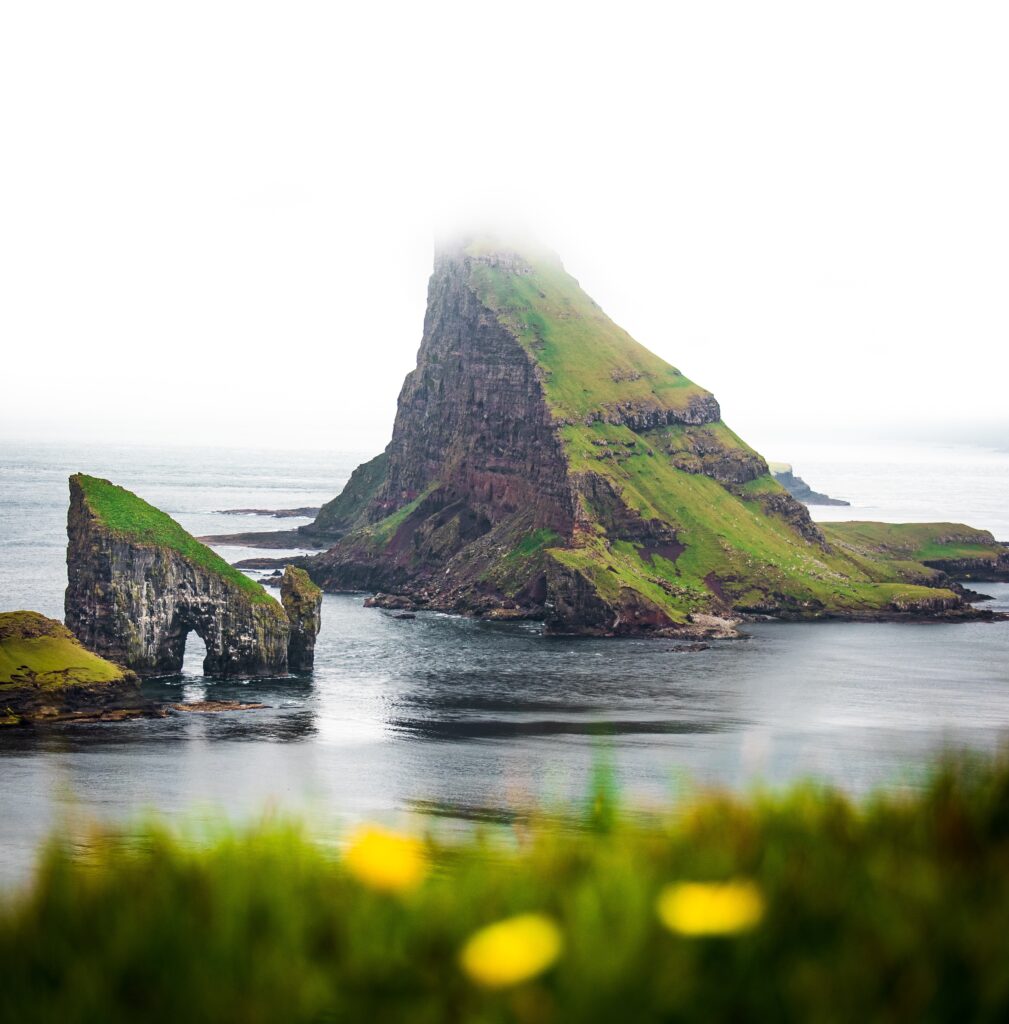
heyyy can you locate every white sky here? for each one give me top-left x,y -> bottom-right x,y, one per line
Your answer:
2,1 -> 1007,456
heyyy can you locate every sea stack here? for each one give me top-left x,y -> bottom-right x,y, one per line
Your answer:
65,474 -> 291,677
280,566 -> 322,671
294,234 -> 1004,635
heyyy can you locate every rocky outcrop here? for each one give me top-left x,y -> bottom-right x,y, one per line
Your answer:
65,475 -> 314,678
0,611 -> 150,725
292,235 -> 999,634
280,566 -> 322,671
920,555 -> 1009,582
301,451 -> 389,541
769,463 -> 850,506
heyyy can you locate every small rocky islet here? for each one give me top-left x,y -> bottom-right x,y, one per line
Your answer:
4,232 -> 1008,725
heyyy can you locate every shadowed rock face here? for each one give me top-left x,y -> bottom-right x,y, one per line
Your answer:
65,475 -> 295,678
280,566 -> 322,671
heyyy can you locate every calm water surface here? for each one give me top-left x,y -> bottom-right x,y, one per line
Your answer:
1,440 -> 1008,886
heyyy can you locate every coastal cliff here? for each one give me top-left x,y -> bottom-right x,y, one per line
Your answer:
768,463 -> 849,506
65,475 -> 318,677
293,236 -> 1003,635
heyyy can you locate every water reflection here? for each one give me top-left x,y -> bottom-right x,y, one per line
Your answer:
1,586 -> 1008,887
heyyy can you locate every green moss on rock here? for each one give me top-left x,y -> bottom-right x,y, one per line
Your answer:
0,611 -> 129,689
74,474 -> 274,605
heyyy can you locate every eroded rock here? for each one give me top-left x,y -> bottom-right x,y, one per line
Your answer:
280,566 -> 322,671
65,475 -> 305,678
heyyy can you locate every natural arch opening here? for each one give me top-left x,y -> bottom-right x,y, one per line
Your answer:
182,629 -> 208,677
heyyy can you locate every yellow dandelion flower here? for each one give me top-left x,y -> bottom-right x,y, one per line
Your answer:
657,880 -> 764,936
460,913 -> 563,989
343,825 -> 427,893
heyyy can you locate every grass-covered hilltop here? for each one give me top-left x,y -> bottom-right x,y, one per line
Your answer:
0,611 -> 139,724
296,235 -> 1007,634
66,475 -> 319,677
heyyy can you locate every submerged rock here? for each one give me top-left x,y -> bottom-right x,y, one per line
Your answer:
65,475 -> 318,678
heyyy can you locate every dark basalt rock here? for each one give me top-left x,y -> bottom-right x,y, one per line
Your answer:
280,566 -> 322,671
65,476 -> 316,678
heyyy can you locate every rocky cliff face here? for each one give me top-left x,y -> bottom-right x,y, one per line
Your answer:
280,566 -> 322,671
769,463 -> 850,506
300,235 -> 997,634
65,475 -> 310,677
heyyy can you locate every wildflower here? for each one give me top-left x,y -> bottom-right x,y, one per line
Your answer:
460,913 -> 563,988
343,825 -> 427,893
657,880 -> 764,936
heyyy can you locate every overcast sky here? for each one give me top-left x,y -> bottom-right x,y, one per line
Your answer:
2,1 -> 1007,457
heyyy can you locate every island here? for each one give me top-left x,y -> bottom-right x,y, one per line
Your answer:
238,235 -> 1007,636
65,475 -> 321,676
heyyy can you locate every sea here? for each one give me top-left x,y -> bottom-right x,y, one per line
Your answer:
1,438 -> 1008,886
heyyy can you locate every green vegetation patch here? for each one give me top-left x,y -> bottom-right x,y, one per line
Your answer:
505,528 -> 562,563
0,611 -> 126,689
74,475 -> 277,607
467,244 -> 711,422
310,450 -> 389,537
3,755 -> 1009,1021
825,521 -> 1001,562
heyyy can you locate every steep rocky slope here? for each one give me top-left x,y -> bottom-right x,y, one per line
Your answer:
768,463 -> 849,506
65,475 -> 319,676
300,236 -> 1003,635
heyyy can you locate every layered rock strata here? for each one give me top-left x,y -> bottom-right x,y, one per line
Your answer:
65,475 -> 319,677
292,235 -> 1004,635
281,566 -> 323,671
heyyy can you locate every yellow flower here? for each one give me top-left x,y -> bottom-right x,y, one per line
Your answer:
460,913 -> 563,988
657,880 -> 764,936
343,825 -> 427,893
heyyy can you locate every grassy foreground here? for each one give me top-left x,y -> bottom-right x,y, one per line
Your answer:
3,758 -> 1009,1023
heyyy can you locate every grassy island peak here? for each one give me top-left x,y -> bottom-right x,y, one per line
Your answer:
72,474 -> 276,607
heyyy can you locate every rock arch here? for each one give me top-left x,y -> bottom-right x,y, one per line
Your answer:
65,475 -> 320,678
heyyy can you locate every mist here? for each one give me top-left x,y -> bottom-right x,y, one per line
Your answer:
2,1 -> 1007,456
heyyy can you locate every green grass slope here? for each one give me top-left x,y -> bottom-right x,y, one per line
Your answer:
74,474 -> 275,606
3,754 -> 1009,1022
468,243 -> 712,423
461,241 -> 966,621
0,611 -> 127,688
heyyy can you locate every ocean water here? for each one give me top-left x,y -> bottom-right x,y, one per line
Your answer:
1,438 -> 1008,886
